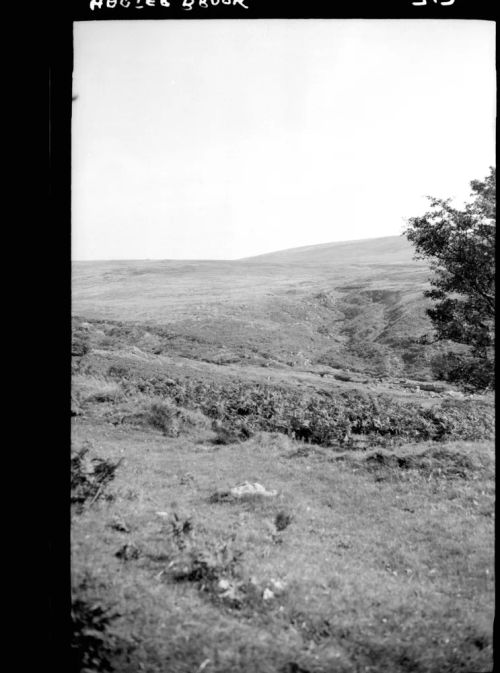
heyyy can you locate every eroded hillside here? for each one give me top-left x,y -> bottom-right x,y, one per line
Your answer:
72,236 -> 439,380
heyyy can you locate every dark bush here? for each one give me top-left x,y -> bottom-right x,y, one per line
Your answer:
431,351 -> 494,391
72,334 -> 90,357
275,511 -> 293,531
71,597 -> 119,672
71,445 -> 122,513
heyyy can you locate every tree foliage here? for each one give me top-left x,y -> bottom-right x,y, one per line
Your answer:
404,167 -> 495,389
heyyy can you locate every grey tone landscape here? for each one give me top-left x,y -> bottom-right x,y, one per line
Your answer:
71,234 -> 494,673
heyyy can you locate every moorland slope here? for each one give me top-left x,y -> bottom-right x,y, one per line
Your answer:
241,234 -> 415,265
72,235 -> 436,380
70,235 -> 494,673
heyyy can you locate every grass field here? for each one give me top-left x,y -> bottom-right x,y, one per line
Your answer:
71,236 -> 495,673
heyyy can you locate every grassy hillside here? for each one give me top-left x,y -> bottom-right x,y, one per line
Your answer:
70,236 -> 494,673
240,235 -> 415,265
72,236 -> 438,380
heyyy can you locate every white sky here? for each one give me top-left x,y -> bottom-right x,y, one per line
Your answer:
72,19 -> 496,261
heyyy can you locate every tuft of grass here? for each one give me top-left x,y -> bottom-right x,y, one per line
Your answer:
275,510 -> 294,532
115,543 -> 141,561
146,400 -> 212,437
72,375 -> 123,405
72,331 -> 90,357
153,514 -> 245,596
168,511 -> 194,550
208,489 -> 234,504
107,364 -> 129,379
168,542 -> 243,589
147,400 -> 182,436
107,515 -> 131,533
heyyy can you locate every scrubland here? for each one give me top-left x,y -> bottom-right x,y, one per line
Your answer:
71,237 -> 494,673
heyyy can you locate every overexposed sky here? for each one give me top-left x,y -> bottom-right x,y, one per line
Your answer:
72,19 -> 496,260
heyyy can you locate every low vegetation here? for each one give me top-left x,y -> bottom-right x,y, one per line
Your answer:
76,361 -> 494,449
70,230 -> 494,672
71,595 -> 120,673
71,417 -> 494,672
71,443 -> 122,513
71,574 -> 134,672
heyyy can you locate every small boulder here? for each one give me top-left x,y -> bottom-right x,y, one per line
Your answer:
230,482 -> 278,498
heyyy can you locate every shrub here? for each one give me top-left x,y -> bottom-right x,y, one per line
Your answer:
147,401 -> 181,436
212,419 -> 254,445
88,371 -> 495,448
431,350 -> 495,391
146,401 -> 211,437
421,398 -> 494,441
168,511 -> 193,550
168,542 -> 243,589
157,512 -> 243,593
71,445 -> 122,513
72,333 -> 90,357
71,597 -> 119,672
70,572 -> 136,673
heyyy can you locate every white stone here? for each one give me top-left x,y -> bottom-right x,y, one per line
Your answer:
230,482 -> 278,498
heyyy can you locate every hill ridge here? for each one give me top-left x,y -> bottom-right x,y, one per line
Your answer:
239,234 -> 417,265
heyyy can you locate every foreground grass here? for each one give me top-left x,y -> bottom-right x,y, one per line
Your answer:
71,418 -> 494,673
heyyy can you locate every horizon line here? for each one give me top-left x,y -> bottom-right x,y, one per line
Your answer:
72,233 -> 406,263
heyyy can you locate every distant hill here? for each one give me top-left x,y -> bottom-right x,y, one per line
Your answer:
72,234 -> 439,380
241,235 -> 415,266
